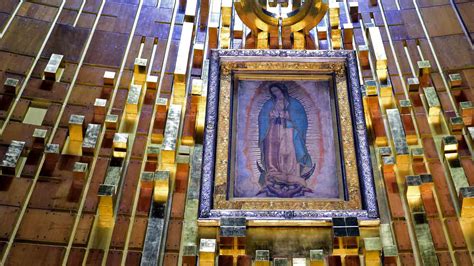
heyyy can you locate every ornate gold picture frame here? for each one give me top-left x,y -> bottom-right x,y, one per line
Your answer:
200,50 -> 378,222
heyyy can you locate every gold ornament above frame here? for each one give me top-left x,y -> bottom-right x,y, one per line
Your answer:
199,50 -> 378,225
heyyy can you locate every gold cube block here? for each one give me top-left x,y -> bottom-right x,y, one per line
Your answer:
103,71 -> 116,86
68,114 -> 85,141
448,73 -> 462,88
112,133 -> 128,158
153,171 -> 170,203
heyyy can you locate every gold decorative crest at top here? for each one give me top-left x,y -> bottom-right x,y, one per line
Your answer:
234,0 -> 328,49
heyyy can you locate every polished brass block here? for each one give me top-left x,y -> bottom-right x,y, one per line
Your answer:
32,128 -> 47,150
293,31 -> 305,50
146,75 -> 158,90
161,104 -> 182,164
368,27 -> 387,71
192,79 -> 203,96
257,31 -> 269,49
423,87 -> 441,124
153,170 -> 170,203
410,147 -> 424,162
98,184 -> 115,226
175,22 -> 194,84
4,78 -> 19,95
103,71 -> 116,86
221,0 -> 232,27
126,84 -> 141,115
220,26 -> 231,49
309,249 -> 324,266
82,124 -> 101,155
363,237 -> 382,264
448,73 -> 462,88
68,114 -> 85,142
199,239 -> 217,264
460,101 -> 473,126
459,187 -> 474,217
112,133 -> 129,158
407,77 -> 420,92
105,114 -> 118,130
380,81 -> 392,98
449,116 -> 464,133
44,53 -> 64,81
365,80 -> 377,96
343,23 -> 353,44
329,2 -> 340,29
358,44 -> 369,68
406,175 -> 422,198
330,29 -> 342,50
349,2 -> 359,22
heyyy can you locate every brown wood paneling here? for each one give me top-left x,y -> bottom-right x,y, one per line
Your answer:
16,209 -> 74,244
0,205 -> 19,240
393,221 -> 413,252
427,218 -> 448,250
128,216 -> 147,250
445,217 -> 467,249
5,243 -> 64,266
165,220 -> 182,252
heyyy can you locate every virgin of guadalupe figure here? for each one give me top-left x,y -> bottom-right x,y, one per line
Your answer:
256,83 -> 315,198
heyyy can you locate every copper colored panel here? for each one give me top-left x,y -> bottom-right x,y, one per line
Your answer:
136,105 -> 153,135
427,218 -> 448,250
165,220 -> 183,252
454,250 -> 472,265
237,255 -> 251,266
129,216 -> 147,250
0,206 -> 19,240
84,31 -> 129,67
345,255 -> 360,266
66,248 -> 86,266
84,157 -> 109,213
125,251 -> 142,266
10,99 -> 29,122
387,192 -> 405,219
435,251 -> 452,266
382,256 -> 397,265
106,249 -> 123,266
111,215 -> 130,249
73,214 -> 94,246
445,218 -> 467,249
69,85 -> 103,107
420,187 -> 438,217
16,209 -> 74,244
118,160 -> 141,216
398,253 -> 415,266
218,255 -> 233,266
422,138 -> 438,161
393,221 -> 412,252
59,105 -> 93,128
1,121 -> 49,147
112,88 -> 128,111
0,17 -> 50,56
131,135 -> 147,159
42,24 -> 90,63
29,175 -> 79,211
460,158 -> 474,186
76,65 -> 117,86
86,249 -> 104,265
171,192 -> 186,219
412,162 -> 427,175
0,177 -> 32,206
43,103 -> 62,127
0,51 -> 34,76
5,243 -> 64,266
327,255 -> 342,266
163,253 -> 179,266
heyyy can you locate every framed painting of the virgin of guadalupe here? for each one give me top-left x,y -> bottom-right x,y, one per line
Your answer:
200,50 -> 378,224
